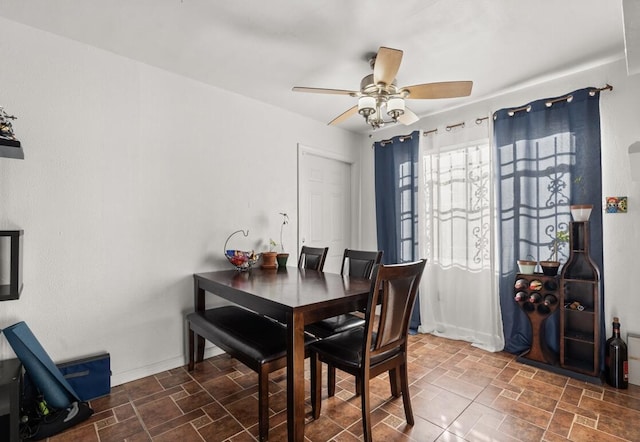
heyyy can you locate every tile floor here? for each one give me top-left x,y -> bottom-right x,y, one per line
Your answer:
46,334 -> 640,442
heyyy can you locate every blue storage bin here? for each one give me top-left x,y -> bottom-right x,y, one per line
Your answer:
57,353 -> 111,401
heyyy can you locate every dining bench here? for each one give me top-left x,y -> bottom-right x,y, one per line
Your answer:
187,305 -> 316,441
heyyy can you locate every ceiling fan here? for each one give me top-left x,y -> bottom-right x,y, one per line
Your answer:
292,46 -> 473,130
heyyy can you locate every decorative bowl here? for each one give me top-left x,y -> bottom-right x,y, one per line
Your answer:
225,250 -> 260,271
223,229 -> 259,271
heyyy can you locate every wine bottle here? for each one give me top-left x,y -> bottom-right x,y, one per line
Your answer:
543,294 -> 557,306
536,303 -> 551,315
528,293 -> 541,304
605,317 -> 628,389
514,279 -> 528,290
514,291 -> 527,302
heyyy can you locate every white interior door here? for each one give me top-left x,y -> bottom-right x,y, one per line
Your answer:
298,146 -> 352,274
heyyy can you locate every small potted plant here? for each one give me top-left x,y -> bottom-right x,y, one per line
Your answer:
276,212 -> 290,268
261,239 -> 278,269
540,229 -> 569,276
517,255 -> 537,275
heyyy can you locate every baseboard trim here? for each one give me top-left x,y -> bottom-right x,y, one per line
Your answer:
111,346 -> 225,387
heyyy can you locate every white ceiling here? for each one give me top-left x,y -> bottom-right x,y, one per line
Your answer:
0,0 -> 628,134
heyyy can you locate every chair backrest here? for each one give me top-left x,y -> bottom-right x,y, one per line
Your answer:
297,246 -> 329,271
340,249 -> 383,279
363,260 -> 427,362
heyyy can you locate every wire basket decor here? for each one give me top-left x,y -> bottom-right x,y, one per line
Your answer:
224,229 -> 260,271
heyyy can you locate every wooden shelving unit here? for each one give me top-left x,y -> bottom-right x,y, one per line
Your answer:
560,221 -> 601,378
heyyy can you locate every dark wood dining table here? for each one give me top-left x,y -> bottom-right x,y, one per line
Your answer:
193,267 -> 372,441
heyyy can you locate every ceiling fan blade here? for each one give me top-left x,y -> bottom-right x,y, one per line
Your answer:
328,105 -> 358,126
403,81 -> 473,99
397,107 -> 420,126
292,86 -> 357,96
373,46 -> 403,86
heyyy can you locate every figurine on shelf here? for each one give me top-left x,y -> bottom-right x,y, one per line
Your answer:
0,106 -> 19,141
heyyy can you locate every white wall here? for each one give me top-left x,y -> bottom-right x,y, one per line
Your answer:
0,18 -> 362,385
360,58 -> 640,341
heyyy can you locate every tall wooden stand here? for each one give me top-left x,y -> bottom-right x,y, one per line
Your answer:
513,221 -> 603,384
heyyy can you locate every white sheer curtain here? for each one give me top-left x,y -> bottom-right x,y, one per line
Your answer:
418,121 -> 504,352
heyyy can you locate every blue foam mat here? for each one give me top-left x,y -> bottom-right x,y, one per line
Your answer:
2,321 -> 79,409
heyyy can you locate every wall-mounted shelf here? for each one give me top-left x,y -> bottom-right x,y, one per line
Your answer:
0,230 -> 23,301
0,139 -> 24,160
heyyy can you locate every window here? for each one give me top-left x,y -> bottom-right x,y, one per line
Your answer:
422,141 -> 491,271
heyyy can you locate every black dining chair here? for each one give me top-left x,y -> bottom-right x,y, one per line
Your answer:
305,249 -> 383,395
305,248 -> 382,338
187,306 -> 317,441
297,245 -> 329,271
340,249 -> 383,281
309,259 -> 427,442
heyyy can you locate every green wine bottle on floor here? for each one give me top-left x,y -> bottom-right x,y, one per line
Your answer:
605,317 -> 628,389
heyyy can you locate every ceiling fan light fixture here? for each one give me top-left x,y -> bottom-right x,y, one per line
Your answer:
366,109 -> 380,126
386,97 -> 405,119
292,46 -> 473,130
358,96 -> 376,117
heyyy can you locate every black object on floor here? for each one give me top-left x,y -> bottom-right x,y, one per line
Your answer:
20,401 -> 93,441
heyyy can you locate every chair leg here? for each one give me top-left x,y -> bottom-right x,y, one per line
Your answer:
327,364 -> 336,397
389,368 -> 400,397
400,362 -> 414,426
355,375 -> 361,396
258,366 -> 270,442
188,328 -> 195,371
196,335 -> 205,363
311,352 -> 322,419
360,374 -> 373,442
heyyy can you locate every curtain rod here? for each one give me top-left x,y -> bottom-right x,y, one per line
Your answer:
374,133 -> 414,148
374,113 -> 490,146
505,84 -> 613,117
422,115 -> 489,136
373,84 -> 613,144
446,121 -> 465,131
423,128 -> 438,136
591,83 -> 613,94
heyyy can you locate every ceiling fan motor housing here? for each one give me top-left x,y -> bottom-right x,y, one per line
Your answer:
359,74 -> 401,97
